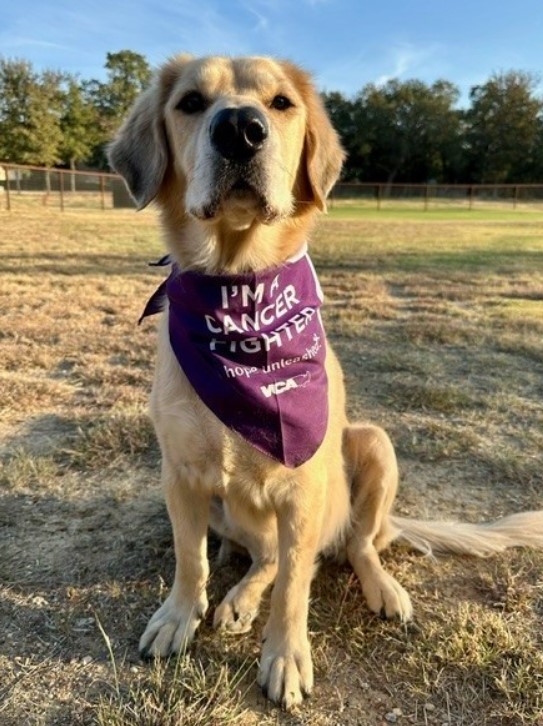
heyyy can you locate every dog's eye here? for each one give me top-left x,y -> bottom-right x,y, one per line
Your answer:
176,91 -> 207,114
270,95 -> 294,111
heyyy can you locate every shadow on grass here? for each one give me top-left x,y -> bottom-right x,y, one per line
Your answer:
0,252 -> 165,277
313,247 -> 543,275
2,246 -> 542,279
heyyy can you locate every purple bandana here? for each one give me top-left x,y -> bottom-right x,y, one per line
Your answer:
141,250 -> 328,468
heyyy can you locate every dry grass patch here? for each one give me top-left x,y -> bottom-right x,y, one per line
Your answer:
64,409 -> 158,471
0,448 -> 60,490
317,552 -> 543,724
397,600 -> 543,723
392,418 -> 482,463
386,380 -> 478,414
95,652 -> 255,726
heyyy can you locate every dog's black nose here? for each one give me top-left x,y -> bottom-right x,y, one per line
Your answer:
210,106 -> 268,161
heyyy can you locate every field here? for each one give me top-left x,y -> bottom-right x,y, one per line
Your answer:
1,205 -> 542,725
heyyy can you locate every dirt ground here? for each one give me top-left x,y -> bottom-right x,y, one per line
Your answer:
1,207 -> 542,725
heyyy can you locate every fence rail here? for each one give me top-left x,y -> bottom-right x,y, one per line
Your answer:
328,182 -> 543,210
1,163 -> 128,211
2,162 -> 543,212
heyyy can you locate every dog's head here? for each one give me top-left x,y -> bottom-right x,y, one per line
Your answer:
108,55 -> 344,231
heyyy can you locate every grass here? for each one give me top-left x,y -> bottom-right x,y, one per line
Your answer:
95,650 -> 254,726
1,205 -> 542,725
320,556 -> 543,723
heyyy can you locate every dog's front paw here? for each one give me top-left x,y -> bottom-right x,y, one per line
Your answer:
258,633 -> 313,710
139,593 -> 208,658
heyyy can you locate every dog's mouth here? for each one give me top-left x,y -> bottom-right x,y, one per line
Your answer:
224,175 -> 266,208
229,178 -> 256,195
194,168 -> 280,225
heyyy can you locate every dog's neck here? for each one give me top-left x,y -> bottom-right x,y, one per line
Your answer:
169,218 -> 314,274
156,175 -> 318,275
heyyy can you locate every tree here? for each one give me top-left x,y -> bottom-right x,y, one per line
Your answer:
0,59 -> 35,164
323,79 -> 463,183
29,70 -> 64,170
103,50 -> 152,119
465,71 -> 543,183
357,79 -> 462,185
60,77 -> 100,190
0,59 -> 64,190
85,50 -> 152,167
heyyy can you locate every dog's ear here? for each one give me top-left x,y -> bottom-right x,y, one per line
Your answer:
107,56 -> 189,210
284,63 -> 345,211
304,87 -> 345,211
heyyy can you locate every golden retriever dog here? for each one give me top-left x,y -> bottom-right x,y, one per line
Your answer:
109,54 -> 543,710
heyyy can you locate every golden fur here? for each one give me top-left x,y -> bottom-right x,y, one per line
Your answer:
109,54 -> 543,710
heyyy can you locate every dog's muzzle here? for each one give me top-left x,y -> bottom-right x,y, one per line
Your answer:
210,106 -> 269,162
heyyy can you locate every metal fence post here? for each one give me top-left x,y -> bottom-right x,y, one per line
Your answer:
59,170 -> 65,211
4,166 -> 11,210
100,175 -> 106,210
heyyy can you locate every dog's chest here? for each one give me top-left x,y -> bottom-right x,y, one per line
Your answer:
206,431 -> 282,508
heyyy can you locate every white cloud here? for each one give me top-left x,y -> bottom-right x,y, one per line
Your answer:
240,1 -> 270,32
316,41 -> 446,95
0,36 -> 74,51
375,42 -> 441,86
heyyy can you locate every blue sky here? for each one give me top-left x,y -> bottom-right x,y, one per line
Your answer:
2,0 -> 543,103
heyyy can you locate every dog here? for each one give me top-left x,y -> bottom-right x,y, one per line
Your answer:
108,54 -> 543,710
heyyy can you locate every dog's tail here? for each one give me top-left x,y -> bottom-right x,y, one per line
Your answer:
388,511 -> 543,557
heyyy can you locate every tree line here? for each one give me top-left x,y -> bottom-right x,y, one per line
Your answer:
323,73 -> 543,184
1,50 -> 542,184
0,50 -> 150,176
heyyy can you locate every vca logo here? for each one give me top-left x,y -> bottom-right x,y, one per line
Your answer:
260,372 -> 310,398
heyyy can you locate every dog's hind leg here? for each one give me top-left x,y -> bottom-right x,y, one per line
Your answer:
209,497 -> 249,565
211,500 -> 278,633
344,423 -> 413,621
213,552 -> 278,633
